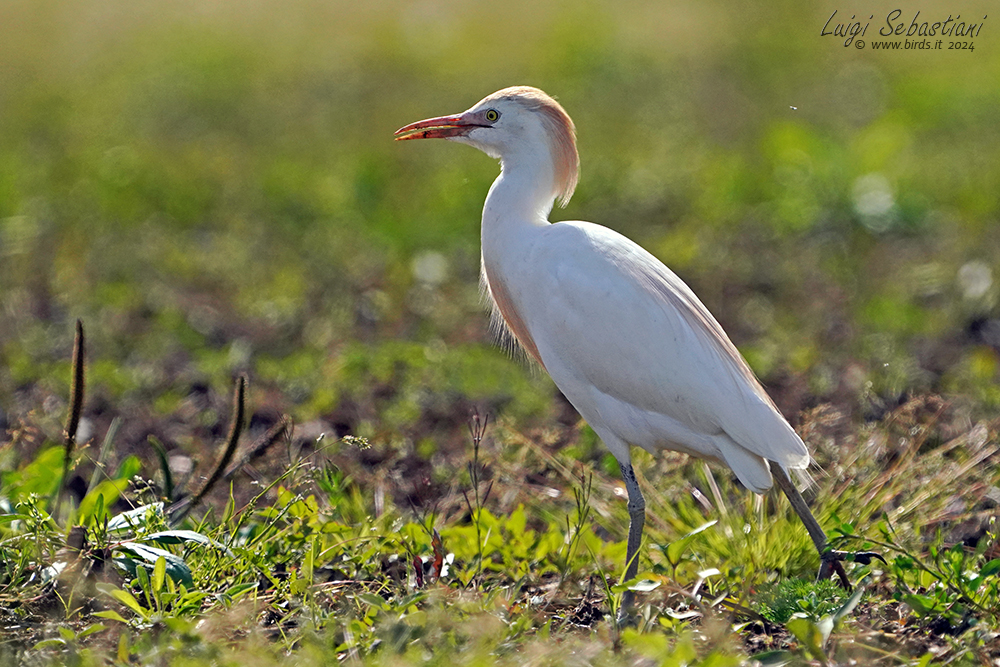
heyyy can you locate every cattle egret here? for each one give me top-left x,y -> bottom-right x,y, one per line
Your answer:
396,86 -> 875,615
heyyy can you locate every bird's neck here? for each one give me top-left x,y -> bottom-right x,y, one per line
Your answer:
478,158 -> 555,368
482,156 -> 558,233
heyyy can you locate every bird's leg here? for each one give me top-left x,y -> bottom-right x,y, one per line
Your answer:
770,465 -> 827,554
771,465 -> 883,589
617,462 -> 646,621
770,465 -> 846,586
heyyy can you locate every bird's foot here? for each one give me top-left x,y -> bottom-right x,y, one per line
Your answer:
818,549 -> 887,590
615,591 -> 638,629
824,549 -> 886,566
615,608 -> 638,629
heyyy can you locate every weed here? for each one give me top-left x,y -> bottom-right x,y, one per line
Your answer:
755,578 -> 846,625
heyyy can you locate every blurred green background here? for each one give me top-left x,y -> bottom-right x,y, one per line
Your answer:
1,0 -> 998,460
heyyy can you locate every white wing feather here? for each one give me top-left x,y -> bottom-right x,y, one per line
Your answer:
511,221 -> 808,491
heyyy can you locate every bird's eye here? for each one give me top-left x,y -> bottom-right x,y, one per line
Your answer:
484,109 -> 500,122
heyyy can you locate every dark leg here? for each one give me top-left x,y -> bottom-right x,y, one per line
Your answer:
770,465 -> 827,554
618,462 -> 646,621
771,465 -> 882,588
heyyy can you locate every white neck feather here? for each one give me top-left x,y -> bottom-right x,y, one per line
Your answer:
478,163 -> 552,366
483,155 -> 557,231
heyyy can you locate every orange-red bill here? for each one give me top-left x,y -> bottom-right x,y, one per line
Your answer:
394,114 -> 479,141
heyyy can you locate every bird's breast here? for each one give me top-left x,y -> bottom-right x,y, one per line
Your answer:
482,262 -> 546,369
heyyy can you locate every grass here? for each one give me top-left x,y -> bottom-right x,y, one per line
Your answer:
1,322 -> 998,665
2,0 -> 1000,664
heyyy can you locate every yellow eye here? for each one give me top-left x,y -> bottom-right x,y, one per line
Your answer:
484,109 -> 500,122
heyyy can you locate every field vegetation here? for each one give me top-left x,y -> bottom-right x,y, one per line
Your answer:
1,0 -> 999,664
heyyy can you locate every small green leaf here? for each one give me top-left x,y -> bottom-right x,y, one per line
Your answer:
628,578 -> 662,592
665,520 -> 717,566
831,576 -> 868,626
226,582 -> 259,601
76,623 -> 107,639
751,649 -> 795,666
136,564 -> 150,597
289,574 -> 309,596
145,530 -> 232,554
816,615 -> 835,646
902,593 -> 935,616
979,559 -> 1000,578
93,610 -> 129,624
79,480 -> 128,525
92,494 -> 105,526
32,639 -> 67,650
395,592 -> 427,609
112,555 -> 140,580
108,588 -> 146,616
116,542 -> 193,588
622,628 -> 670,657
786,615 -> 826,659
114,455 -> 142,481
106,503 -> 164,533
152,556 -> 166,594
357,593 -> 389,609
305,542 -> 316,583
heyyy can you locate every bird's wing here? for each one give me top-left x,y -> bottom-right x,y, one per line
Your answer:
519,221 -> 808,471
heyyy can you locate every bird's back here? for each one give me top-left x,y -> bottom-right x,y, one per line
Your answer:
492,220 -> 809,492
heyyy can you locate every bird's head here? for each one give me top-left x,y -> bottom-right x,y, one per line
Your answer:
395,86 -> 579,207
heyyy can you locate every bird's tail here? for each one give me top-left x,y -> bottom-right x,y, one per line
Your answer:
719,440 -> 774,494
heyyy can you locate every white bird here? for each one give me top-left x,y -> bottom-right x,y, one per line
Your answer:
395,86 -> 872,614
